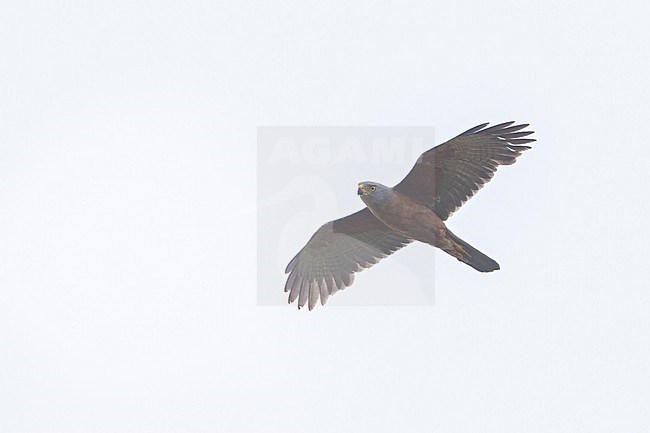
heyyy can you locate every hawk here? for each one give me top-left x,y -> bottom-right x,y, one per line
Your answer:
284,122 -> 535,309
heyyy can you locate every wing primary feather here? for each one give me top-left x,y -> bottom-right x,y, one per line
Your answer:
477,121 -> 516,133
298,279 -> 310,309
501,131 -> 535,139
490,123 -> 530,134
288,274 -> 301,303
340,272 -> 352,287
331,272 -> 343,294
308,280 -> 320,310
319,278 -> 330,306
458,122 -> 490,136
284,270 -> 298,293
508,138 -> 536,145
285,254 -> 298,273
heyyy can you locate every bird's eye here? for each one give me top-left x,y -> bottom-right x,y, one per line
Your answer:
369,186 -> 377,192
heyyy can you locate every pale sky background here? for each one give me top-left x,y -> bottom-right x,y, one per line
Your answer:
1,1 -> 649,432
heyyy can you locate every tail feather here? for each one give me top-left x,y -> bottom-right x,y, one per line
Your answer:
444,229 -> 500,272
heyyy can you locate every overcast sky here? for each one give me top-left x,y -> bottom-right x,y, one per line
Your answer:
1,1 -> 649,432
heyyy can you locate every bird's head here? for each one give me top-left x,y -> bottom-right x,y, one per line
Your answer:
357,181 -> 391,205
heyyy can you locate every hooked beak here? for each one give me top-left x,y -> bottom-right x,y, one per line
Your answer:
357,183 -> 366,195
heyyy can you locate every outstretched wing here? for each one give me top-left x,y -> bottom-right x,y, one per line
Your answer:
285,208 -> 412,310
394,121 -> 535,221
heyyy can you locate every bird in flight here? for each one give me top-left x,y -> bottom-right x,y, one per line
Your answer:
284,122 -> 535,310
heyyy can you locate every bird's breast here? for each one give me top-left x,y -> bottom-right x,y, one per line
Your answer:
365,197 -> 415,232
365,192 -> 444,242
